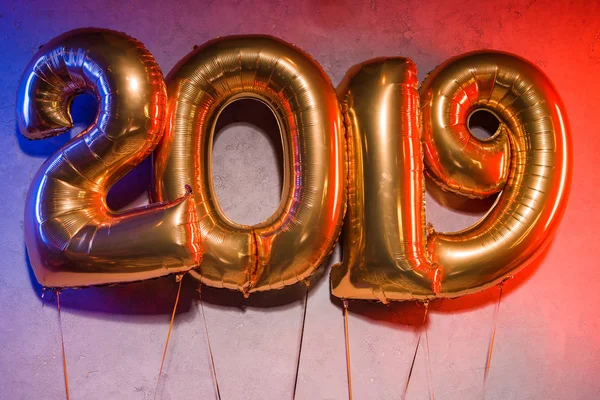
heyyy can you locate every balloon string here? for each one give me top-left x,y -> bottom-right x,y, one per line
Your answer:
402,303 -> 429,400
56,290 -> 71,400
424,312 -> 435,400
153,274 -> 184,400
342,300 -> 353,400
483,284 -> 503,399
292,288 -> 309,399
197,286 -> 222,400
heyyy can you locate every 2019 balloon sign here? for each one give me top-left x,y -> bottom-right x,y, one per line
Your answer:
17,26 -> 572,399
19,28 -> 571,303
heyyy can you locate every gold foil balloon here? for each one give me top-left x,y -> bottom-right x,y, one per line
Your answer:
330,58 -> 441,303
331,52 -> 571,302
19,29 -> 200,288
155,36 -> 346,294
19,29 -> 569,299
421,51 -> 571,297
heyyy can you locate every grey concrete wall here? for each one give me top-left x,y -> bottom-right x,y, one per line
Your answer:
1,0 -> 599,399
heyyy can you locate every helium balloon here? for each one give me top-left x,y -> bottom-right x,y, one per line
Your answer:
155,36 -> 346,294
331,51 -> 571,302
330,58 -> 441,303
421,51 -> 572,297
19,28 -> 200,288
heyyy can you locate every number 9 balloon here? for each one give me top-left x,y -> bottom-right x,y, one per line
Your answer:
421,51 -> 572,298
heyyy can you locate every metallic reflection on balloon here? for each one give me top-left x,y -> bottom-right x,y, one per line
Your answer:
421,51 -> 572,297
332,51 -> 571,302
155,36 -> 346,294
18,29 -> 200,288
331,58 -> 441,302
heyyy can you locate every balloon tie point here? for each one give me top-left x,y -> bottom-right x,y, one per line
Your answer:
426,222 -> 435,235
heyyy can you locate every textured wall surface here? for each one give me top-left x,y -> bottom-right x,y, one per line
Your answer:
1,0 -> 599,399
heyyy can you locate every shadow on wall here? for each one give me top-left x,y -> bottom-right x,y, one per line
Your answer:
337,248 -> 548,331
25,246 -> 333,318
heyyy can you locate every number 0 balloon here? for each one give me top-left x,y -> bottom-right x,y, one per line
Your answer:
155,36 -> 346,294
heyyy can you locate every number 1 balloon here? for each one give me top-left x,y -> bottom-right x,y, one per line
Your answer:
330,58 -> 442,303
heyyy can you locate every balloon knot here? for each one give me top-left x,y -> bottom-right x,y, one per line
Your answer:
426,222 -> 435,235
